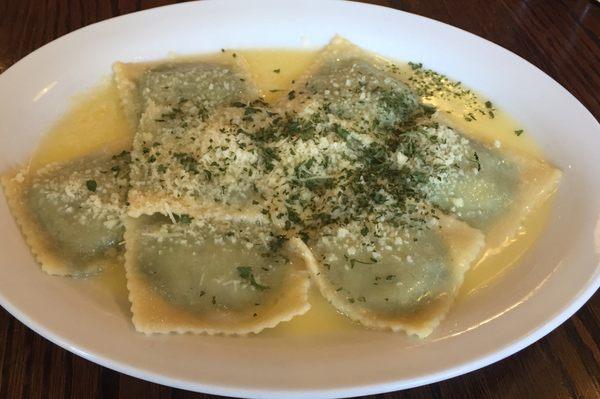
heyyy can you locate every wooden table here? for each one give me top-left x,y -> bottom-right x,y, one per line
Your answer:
1,1 -> 599,398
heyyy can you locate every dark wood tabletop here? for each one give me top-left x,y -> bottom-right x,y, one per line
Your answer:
1,0 -> 599,398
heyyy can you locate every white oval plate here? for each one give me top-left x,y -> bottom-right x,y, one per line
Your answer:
0,1 -> 599,398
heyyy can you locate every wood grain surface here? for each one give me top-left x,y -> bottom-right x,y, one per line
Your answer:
0,1 -> 599,398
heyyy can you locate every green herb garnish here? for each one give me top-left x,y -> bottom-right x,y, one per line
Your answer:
344,255 -> 378,269
473,152 -> 481,171
85,180 -> 97,192
237,266 -> 269,291
173,152 -> 199,174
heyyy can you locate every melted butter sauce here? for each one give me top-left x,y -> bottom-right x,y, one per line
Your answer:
93,258 -> 131,314
29,81 -> 133,170
28,49 -> 555,335
427,94 -> 541,157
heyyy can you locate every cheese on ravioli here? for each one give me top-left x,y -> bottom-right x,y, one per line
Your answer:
280,35 -> 431,132
113,57 -> 260,218
399,124 -> 562,247
1,151 -> 130,276
281,35 -> 561,248
292,214 -> 484,337
124,214 -> 310,335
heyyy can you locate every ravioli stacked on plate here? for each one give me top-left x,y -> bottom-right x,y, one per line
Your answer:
1,37 -> 561,337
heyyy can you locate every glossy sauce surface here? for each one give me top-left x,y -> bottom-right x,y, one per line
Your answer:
29,49 -> 554,335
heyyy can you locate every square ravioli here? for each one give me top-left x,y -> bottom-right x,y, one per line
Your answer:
279,36 -> 561,249
1,151 -> 130,276
293,214 -> 485,338
280,35 -> 432,132
124,214 -> 310,335
399,124 -> 562,247
114,56 -> 262,218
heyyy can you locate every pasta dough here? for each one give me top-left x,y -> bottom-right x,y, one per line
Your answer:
400,124 -> 562,246
292,214 -> 485,337
281,36 -> 431,132
127,104 -> 279,220
1,151 -> 130,276
114,56 -> 261,218
284,36 -> 561,248
124,215 -> 311,334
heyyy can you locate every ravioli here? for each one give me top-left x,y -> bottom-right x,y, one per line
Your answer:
292,214 -> 485,337
1,151 -> 130,276
281,36 -> 430,132
399,124 -> 562,245
281,36 -> 561,247
113,57 -> 257,128
124,215 -> 311,334
113,56 -> 261,218
0,38 -> 563,340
